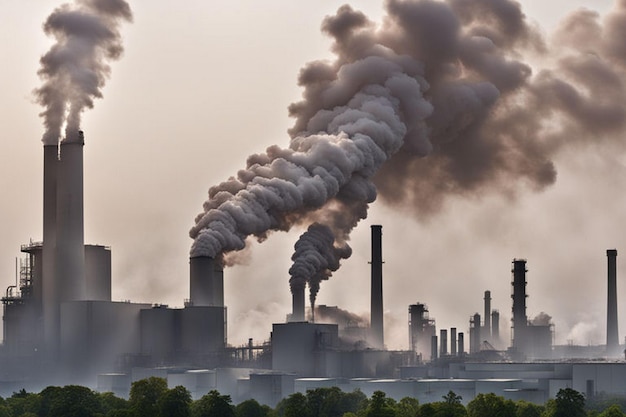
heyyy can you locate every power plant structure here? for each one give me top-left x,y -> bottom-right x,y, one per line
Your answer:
1,133 -> 227,388
1,132 -> 625,406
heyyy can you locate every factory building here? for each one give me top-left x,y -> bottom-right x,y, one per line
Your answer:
1,130 -> 625,408
1,133 -> 227,388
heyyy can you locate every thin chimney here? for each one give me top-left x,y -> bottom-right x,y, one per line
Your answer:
607,249 -> 619,356
370,225 -> 384,349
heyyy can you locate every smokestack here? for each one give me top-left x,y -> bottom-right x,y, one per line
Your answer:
607,249 -> 619,356
491,310 -> 500,342
512,259 -> 528,350
431,335 -> 438,361
484,290 -> 492,338
370,225 -> 384,349
42,144 -> 58,353
450,328 -> 457,356
290,284 -> 305,322
458,332 -> 465,356
470,313 -> 481,354
189,255 -> 224,307
440,329 -> 448,356
55,132 -> 86,303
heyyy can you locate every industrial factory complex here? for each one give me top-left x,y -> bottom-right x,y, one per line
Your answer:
2,133 -> 626,406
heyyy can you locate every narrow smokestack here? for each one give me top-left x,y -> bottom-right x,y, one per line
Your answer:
291,284 -> 305,322
450,328 -> 457,356
55,132 -> 86,303
607,249 -> 619,356
491,310 -> 500,342
431,335 -> 438,361
370,225 -> 384,349
458,332 -> 465,356
42,144 -> 58,353
440,329 -> 448,356
189,255 -> 224,307
470,313 -> 481,354
484,290 -> 492,338
512,259 -> 528,350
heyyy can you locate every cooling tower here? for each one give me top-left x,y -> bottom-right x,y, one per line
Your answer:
189,255 -> 224,307
291,283 -> 305,322
607,249 -> 619,356
370,225 -> 384,349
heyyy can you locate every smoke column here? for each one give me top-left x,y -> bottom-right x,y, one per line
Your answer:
289,223 -> 352,314
192,0 -> 626,299
35,0 -> 133,144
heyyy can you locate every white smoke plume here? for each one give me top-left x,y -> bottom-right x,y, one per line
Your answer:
35,0 -> 132,144
289,223 -> 352,308
192,0 -> 626,301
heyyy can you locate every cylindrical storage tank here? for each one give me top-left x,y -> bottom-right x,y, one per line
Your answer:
56,135 -> 86,302
291,284 -> 305,322
189,256 -> 224,307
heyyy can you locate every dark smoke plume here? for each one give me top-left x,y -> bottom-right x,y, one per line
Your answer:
289,223 -> 352,309
35,0 -> 132,144
192,0 -> 626,298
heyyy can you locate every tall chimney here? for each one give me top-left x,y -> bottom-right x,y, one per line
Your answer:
484,290 -> 491,338
370,225 -> 384,349
450,327 -> 457,356
607,249 -> 619,356
431,335 -> 438,361
291,283 -> 305,322
491,309 -> 500,343
440,329 -> 448,356
42,144 -> 59,353
55,133 -> 86,303
458,332 -> 465,356
511,259 -> 528,351
189,255 -> 224,307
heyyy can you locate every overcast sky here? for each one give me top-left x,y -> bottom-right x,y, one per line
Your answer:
0,0 -> 622,351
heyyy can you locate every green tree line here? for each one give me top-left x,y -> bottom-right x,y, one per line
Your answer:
0,378 -> 623,417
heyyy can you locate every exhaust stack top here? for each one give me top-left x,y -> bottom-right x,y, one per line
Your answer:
189,255 -> 224,307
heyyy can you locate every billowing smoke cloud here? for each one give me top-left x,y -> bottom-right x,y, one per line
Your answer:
35,0 -> 132,144
289,223 -> 352,309
192,0 -> 626,304
531,312 -> 552,326
190,50 -> 432,259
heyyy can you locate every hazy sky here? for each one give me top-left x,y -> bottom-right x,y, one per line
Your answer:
0,0 -> 622,351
